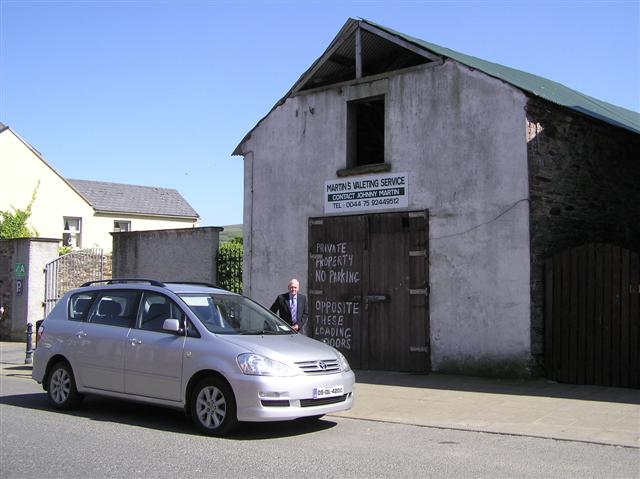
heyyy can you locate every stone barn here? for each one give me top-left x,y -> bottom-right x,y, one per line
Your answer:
233,19 -> 640,383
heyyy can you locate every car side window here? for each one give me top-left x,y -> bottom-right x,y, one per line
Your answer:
139,293 -> 186,333
185,318 -> 201,338
86,291 -> 140,328
68,293 -> 95,321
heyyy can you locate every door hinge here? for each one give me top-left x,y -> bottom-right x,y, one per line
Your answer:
309,219 -> 324,226
409,250 -> 427,257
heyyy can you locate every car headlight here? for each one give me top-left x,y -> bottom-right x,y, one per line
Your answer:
336,350 -> 351,372
237,353 -> 297,377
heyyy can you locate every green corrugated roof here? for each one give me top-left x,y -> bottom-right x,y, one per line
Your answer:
363,19 -> 640,135
233,18 -> 640,155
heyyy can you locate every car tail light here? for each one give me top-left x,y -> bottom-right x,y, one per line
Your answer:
36,323 -> 44,345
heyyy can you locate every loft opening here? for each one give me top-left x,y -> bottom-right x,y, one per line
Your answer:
347,95 -> 385,168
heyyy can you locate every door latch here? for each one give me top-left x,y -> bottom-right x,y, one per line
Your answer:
366,295 -> 388,302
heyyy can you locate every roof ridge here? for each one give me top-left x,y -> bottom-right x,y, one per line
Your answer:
67,178 -> 179,192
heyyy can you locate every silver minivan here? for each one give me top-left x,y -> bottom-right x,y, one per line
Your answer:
32,280 -> 354,436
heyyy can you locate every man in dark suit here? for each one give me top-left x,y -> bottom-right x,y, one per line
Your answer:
270,278 -> 308,334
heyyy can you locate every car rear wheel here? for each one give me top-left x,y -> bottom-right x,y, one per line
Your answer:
190,377 -> 238,436
47,361 -> 82,410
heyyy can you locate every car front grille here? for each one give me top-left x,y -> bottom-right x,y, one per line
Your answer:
300,394 -> 349,407
295,359 -> 340,375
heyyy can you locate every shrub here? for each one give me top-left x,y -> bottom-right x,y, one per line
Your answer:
217,241 -> 243,293
0,183 -> 39,239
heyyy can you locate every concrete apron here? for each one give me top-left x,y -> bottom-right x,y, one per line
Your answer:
332,370 -> 640,448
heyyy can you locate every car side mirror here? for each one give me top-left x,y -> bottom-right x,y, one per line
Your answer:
163,319 -> 181,333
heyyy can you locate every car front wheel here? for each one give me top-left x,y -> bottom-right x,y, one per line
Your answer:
190,377 -> 238,436
47,361 -> 82,410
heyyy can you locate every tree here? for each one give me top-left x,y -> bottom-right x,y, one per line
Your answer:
0,183 -> 38,239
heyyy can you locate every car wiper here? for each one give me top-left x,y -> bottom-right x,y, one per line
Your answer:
238,329 -> 278,335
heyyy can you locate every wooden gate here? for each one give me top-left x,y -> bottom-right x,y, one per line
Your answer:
308,211 -> 430,372
545,244 -> 639,388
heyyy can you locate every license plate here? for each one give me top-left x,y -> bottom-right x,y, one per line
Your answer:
312,385 -> 344,399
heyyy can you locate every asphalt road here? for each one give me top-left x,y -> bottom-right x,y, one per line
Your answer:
1,374 -> 638,478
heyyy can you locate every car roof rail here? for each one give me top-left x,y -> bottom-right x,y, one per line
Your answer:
165,281 -> 223,289
80,278 -> 166,288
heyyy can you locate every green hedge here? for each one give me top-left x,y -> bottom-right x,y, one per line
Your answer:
216,241 -> 243,293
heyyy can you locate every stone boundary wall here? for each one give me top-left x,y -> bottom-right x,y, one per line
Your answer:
526,98 -> 640,372
43,249 -> 112,317
112,227 -> 223,284
54,251 -> 112,293
0,241 -> 14,338
0,238 -> 59,340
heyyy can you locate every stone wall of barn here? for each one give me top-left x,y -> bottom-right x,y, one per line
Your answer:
526,99 -> 640,372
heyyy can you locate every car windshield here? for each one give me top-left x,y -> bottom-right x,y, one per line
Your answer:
179,293 -> 293,335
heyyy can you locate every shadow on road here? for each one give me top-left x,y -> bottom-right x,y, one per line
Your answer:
0,391 -> 337,439
354,370 -> 640,405
2,365 -> 32,372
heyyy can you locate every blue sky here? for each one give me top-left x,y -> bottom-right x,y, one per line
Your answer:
1,0 -> 639,227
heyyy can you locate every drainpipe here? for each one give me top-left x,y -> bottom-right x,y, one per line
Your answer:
244,150 -> 254,297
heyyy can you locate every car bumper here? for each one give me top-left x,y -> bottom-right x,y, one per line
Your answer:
231,370 -> 355,422
31,347 -> 49,384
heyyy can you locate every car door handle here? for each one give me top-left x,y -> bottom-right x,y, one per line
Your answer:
76,331 -> 87,338
129,338 -> 142,346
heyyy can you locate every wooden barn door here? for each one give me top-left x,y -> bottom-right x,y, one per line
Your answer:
308,211 -> 430,372
545,244 -> 639,388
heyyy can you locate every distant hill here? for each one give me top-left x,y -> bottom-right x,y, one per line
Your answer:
219,224 -> 243,243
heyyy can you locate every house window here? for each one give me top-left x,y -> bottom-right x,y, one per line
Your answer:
114,220 -> 131,233
347,95 -> 385,168
63,217 -> 82,248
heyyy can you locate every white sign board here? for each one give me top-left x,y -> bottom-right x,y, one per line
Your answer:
324,172 -> 409,213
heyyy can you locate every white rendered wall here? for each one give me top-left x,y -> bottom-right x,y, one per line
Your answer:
1,129 -> 198,253
0,129 -> 94,243
241,61 -> 531,373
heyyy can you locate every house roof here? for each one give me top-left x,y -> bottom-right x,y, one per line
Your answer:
233,18 -> 639,155
67,179 -> 199,219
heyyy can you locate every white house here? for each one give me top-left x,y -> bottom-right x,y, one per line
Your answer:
0,123 -> 199,252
